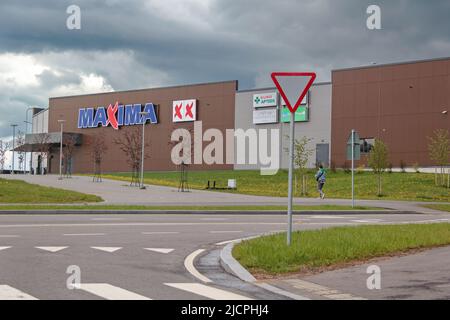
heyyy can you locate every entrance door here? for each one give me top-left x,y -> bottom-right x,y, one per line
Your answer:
316,144 -> 329,167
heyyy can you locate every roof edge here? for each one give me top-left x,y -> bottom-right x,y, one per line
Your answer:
49,80 -> 239,100
332,56 -> 450,73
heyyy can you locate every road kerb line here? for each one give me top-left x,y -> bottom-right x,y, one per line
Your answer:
184,249 -> 212,283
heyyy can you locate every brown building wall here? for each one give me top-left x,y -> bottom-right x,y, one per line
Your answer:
331,58 -> 450,167
47,81 -> 237,174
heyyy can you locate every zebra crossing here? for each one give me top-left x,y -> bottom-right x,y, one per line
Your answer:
0,282 -> 252,300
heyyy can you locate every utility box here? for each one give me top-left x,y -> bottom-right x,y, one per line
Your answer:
227,179 -> 237,189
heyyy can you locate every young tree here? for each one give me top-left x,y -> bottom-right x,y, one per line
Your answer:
63,135 -> 78,178
428,129 -> 450,186
285,136 -> 313,196
113,126 -> 150,186
368,139 -> 389,196
89,135 -> 108,182
0,140 -> 10,173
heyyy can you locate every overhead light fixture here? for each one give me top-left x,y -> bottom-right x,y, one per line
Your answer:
442,110 -> 448,115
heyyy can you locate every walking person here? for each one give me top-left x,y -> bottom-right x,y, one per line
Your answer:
315,164 -> 326,199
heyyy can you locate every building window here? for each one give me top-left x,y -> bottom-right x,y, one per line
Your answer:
360,138 -> 374,153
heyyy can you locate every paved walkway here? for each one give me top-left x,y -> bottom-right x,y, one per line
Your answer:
266,246 -> 450,300
0,174 -> 447,213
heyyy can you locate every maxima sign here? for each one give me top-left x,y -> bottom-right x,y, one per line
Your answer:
173,99 -> 197,123
78,102 -> 158,129
253,92 -> 277,108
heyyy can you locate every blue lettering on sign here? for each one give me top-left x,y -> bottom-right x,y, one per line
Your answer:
77,102 -> 158,129
78,108 -> 94,129
93,106 -> 107,127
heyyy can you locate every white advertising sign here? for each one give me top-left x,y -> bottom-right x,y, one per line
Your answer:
281,91 -> 308,106
253,108 -> 278,124
173,99 -> 197,122
253,92 -> 278,108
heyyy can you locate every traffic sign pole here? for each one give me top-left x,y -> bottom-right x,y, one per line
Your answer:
287,111 -> 295,246
270,72 -> 316,247
351,129 -> 355,208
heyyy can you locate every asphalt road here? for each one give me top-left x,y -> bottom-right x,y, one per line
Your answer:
0,212 -> 449,300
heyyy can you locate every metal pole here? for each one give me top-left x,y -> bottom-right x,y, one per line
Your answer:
351,129 -> 355,208
11,125 -> 17,174
25,108 -> 33,174
287,112 -> 295,246
140,119 -> 145,189
59,122 -> 64,180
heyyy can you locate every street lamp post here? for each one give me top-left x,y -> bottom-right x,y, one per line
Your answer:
139,111 -> 149,189
58,119 -> 66,180
10,124 -> 18,175
25,107 -> 34,174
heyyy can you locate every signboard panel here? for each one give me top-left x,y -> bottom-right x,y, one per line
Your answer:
173,99 -> 197,123
253,108 -> 278,124
346,131 -> 361,160
281,91 -> 308,107
253,92 -> 278,108
281,106 -> 309,122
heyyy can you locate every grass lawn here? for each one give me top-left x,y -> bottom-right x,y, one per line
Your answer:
0,178 -> 102,203
0,204 -> 381,211
233,223 -> 450,276
102,169 -> 450,202
422,204 -> 450,213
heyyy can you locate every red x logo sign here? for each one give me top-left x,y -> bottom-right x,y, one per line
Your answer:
174,104 -> 183,119
185,103 -> 194,119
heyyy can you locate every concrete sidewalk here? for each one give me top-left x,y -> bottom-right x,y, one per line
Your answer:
0,174 -> 447,213
266,246 -> 450,300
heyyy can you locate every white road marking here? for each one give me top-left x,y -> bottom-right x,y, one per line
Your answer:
91,247 -> 122,253
142,232 -> 180,235
0,222 -> 287,229
0,285 -> 38,300
76,283 -> 151,300
0,235 -> 20,238
400,218 -> 449,224
283,279 -> 366,300
63,233 -> 106,236
184,249 -> 212,283
351,219 -> 383,223
209,230 -> 243,234
0,246 -> 12,251
165,283 -> 252,300
215,239 -> 241,246
309,215 -> 348,219
35,246 -> 68,253
144,248 -> 174,254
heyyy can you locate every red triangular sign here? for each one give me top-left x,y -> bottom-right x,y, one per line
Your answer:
271,72 -> 316,113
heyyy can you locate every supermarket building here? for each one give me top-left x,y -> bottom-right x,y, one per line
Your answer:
18,56 -> 450,174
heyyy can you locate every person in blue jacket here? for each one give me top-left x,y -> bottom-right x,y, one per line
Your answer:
315,164 -> 326,199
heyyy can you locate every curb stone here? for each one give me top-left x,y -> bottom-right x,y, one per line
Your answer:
219,236 -> 310,300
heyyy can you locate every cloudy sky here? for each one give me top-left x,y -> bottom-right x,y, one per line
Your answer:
0,0 -> 449,143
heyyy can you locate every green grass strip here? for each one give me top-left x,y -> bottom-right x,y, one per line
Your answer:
233,223 -> 450,275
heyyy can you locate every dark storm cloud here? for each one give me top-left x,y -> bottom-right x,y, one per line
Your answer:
0,0 -> 449,138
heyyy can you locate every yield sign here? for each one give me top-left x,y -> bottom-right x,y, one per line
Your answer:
271,72 -> 316,113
